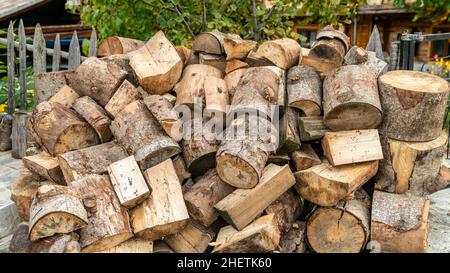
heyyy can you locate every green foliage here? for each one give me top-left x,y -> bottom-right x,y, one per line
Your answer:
67,0 -> 301,46
394,0 -> 450,23
297,0 -> 367,29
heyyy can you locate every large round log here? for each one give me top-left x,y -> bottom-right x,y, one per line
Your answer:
378,70 -> 449,142
256,38 -> 302,69
193,30 -> 241,54
306,189 -> 370,253
97,36 -> 144,57
110,100 -> 181,170
375,131 -> 448,196
71,175 -> 133,252
28,102 -> 99,156
287,65 -> 322,116
323,65 -> 382,131
28,184 -> 88,241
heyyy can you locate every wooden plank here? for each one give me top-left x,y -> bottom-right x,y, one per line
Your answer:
7,21 -> 15,115
68,31 -> 81,69
18,19 -> 27,110
11,110 -> 29,159
88,27 -> 97,57
33,23 -> 46,75
52,33 -> 61,72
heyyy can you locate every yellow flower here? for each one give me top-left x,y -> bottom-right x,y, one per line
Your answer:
0,104 -> 6,112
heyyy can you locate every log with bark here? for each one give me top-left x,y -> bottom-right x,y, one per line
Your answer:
375,131 -> 448,196
378,70 -> 449,142
199,53 -> 227,73
34,70 -> 74,106
28,102 -> 99,156
183,168 -> 235,227
100,54 -> 139,86
211,214 -> 280,253
287,64 -> 322,116
108,155 -> 151,209
23,151 -> 65,185
97,36 -> 144,57
344,46 -> 368,65
131,159 -> 189,240
371,190 -> 429,253
279,221 -> 307,253
306,189 -> 370,253
298,116 -> 328,141
290,144 -> 321,172
277,108 -> 301,154
164,219 -> 215,253
66,57 -> 127,106
58,141 -> 128,184
322,129 -> 383,166
48,85 -> 80,108
364,51 -> 388,78
12,110 -> 30,159
428,188 -> 450,253
215,164 -> 295,230
245,50 -> 274,67
104,79 -> 141,118
323,65 -> 382,131
294,160 -> 378,206
0,113 -> 12,151
193,30 -> 241,54
256,38 -> 302,69
264,189 -> 303,233
128,31 -> 183,94
28,184 -> 88,241
72,96 -> 112,143
110,100 -> 181,170
71,174 -> 133,252
224,38 -> 256,60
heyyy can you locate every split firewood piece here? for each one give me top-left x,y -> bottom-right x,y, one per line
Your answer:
364,51 -> 388,77
307,25 -> 350,74
110,100 -> 181,170
128,31 -> 183,94
298,116 -> 328,141
322,129 -> 383,166
264,189 -> 303,233
66,57 -> 127,106
225,59 -> 249,74
28,184 -> 88,241
216,116 -> 278,189
371,190 -> 429,253
48,85 -> 79,108
131,159 -> 189,240
224,68 -> 247,99
143,94 -> 183,142
193,30 -> 241,54
153,241 -> 175,253
215,164 -> 295,230
306,189 -> 370,253
72,96 -> 112,143
199,53 -> 226,73
23,151 -> 65,185
58,141 -> 128,184
245,50 -> 274,67
182,118 -> 220,176
108,156 -> 151,209
256,38 -> 302,69
277,108 -> 301,154
211,213 -> 280,253
71,174 -> 133,252
204,77 -> 229,119
10,168 -> 51,221
10,223 -> 80,253
183,168 -> 235,227
97,36 -> 144,57
323,65 -> 382,131
224,38 -> 257,60
101,54 -> 139,86
375,131 -> 447,196
290,144 -> 321,172
172,155 -> 191,183
164,219 -> 215,253
28,102 -> 99,156
105,80 -> 141,118
174,64 -> 224,108
379,70 -> 449,142
344,46 -> 368,65
97,238 -> 153,253
176,46 -> 191,64
34,70 -> 74,105
279,221 -> 307,253
287,64 -> 322,116
294,160 -> 378,206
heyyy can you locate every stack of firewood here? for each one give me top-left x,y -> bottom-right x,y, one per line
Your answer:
7,25 -> 450,253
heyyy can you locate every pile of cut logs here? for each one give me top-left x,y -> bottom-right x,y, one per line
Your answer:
7,25 -> 450,253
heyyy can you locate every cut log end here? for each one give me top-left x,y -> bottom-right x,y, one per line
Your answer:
324,102 -> 382,131
216,153 -> 258,189
29,212 -> 87,241
289,100 -> 321,116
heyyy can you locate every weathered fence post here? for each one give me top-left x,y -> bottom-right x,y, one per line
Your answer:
33,23 -> 46,108
52,33 -> 61,72
18,19 -> 27,110
89,27 -> 97,57
68,31 -> 81,69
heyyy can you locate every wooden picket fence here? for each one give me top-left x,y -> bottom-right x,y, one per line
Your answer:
0,19 -> 98,158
